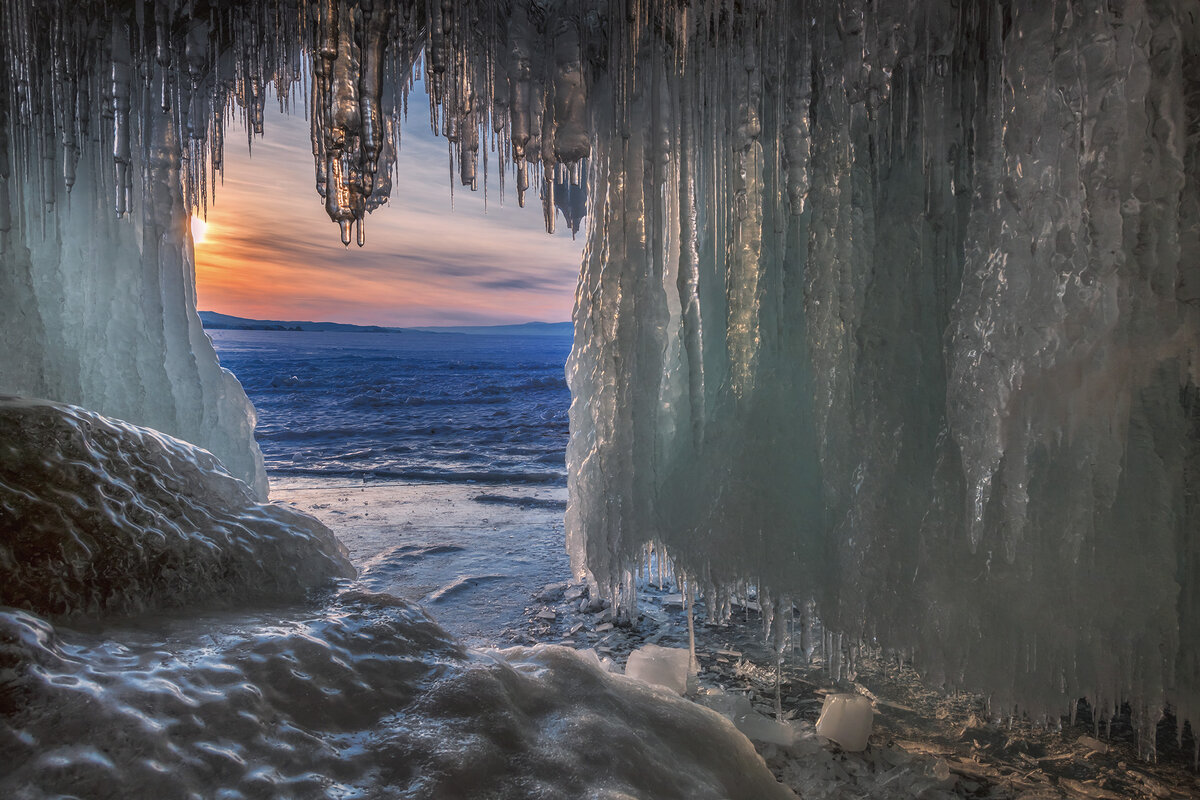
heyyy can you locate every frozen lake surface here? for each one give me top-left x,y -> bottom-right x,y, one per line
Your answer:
209,328 -> 571,486
210,328 -> 575,646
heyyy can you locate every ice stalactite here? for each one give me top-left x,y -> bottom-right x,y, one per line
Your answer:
0,0 -> 589,498
564,0 -> 1200,749
1,0 -> 1198,750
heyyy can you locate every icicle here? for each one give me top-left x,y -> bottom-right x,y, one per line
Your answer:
685,574 -> 697,674
110,22 -> 132,217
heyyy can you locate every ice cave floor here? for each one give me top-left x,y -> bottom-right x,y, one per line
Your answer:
2,396 -> 1196,800
281,478 -> 1200,800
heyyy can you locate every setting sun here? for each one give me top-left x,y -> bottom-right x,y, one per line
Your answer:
190,215 -> 208,245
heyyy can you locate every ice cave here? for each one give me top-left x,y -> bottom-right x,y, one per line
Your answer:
1,0 -> 1198,797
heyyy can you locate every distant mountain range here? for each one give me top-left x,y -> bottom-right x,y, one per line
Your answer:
199,311 -> 572,337
409,321 -> 573,337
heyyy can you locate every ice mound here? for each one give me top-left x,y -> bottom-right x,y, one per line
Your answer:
0,397 -> 354,616
1,595 -> 795,799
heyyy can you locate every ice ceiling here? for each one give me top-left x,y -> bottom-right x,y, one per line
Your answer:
0,0 -> 1198,747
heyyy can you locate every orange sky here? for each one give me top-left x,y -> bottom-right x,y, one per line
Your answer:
193,87 -> 584,328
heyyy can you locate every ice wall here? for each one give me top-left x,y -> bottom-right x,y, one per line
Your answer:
0,2 -> 267,495
0,115 -> 267,496
1,0 -> 1197,744
566,0 -> 1200,744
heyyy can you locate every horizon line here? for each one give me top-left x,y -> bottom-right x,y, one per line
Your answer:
198,309 -> 573,330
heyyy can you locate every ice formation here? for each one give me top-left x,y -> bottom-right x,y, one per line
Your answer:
815,694 -> 874,752
0,397 -> 354,616
564,0 -> 1200,746
0,598 -> 796,799
0,0 -> 1197,750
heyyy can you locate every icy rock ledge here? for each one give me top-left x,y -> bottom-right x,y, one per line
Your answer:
0,397 -> 355,617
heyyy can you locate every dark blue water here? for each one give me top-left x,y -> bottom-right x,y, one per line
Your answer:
209,329 -> 571,485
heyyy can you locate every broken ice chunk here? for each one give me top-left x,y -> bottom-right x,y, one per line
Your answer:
1076,735 -> 1109,754
697,689 -> 795,746
577,648 -> 621,674
624,644 -> 693,695
815,693 -> 873,751
661,594 -> 684,609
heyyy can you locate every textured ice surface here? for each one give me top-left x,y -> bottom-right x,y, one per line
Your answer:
0,397 -> 353,616
698,689 -> 796,748
0,0 -> 1197,740
0,598 -> 795,799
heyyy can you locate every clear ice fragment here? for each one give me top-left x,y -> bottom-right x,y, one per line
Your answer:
815,694 -> 874,752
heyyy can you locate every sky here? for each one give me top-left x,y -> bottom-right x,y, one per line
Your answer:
193,84 -> 584,328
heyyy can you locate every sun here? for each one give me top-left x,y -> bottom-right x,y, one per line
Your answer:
190,215 -> 208,245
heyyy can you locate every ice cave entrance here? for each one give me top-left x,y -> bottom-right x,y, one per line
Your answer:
2,1 -> 1199,798
188,79 -> 585,643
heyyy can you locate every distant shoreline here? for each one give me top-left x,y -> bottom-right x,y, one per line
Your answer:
200,311 -> 572,337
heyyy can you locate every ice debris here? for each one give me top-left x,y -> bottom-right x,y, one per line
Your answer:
815,693 -> 874,752
624,644 -> 693,696
698,688 -> 795,748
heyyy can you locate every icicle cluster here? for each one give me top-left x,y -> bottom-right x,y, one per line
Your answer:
0,0 -> 589,250
0,0 -> 591,493
564,0 -> 1200,752
2,0 -> 1198,753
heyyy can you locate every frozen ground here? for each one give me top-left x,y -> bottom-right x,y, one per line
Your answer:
271,477 -> 568,648
0,403 -> 794,800
276,477 -> 1200,799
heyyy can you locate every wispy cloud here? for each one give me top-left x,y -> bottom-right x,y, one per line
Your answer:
194,84 -> 583,327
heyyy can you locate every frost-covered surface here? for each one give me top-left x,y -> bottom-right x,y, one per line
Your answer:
1,0 -> 1198,741
0,596 -> 794,799
0,397 -> 353,616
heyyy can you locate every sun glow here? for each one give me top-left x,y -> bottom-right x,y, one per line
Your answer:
190,215 -> 208,245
